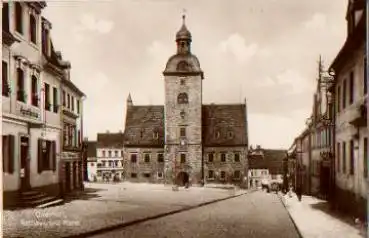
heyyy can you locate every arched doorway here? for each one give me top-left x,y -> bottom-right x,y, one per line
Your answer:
176,171 -> 189,186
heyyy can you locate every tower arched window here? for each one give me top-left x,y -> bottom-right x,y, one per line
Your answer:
176,61 -> 190,71
177,93 -> 188,104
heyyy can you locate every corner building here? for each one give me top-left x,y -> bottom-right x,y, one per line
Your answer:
123,16 -> 249,186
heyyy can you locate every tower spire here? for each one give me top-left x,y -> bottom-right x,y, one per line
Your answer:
182,8 -> 186,25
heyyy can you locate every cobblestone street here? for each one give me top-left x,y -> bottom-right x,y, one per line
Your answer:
89,190 -> 299,238
3,182 -> 246,238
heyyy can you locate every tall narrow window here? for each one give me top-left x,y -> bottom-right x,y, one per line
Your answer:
2,61 -> 9,97
364,138 -> 368,178
42,28 -> 49,55
53,87 -> 58,113
44,83 -> 50,110
67,94 -> 70,109
29,14 -> 37,44
364,56 -> 367,95
342,142 -> 346,174
180,127 -> 186,137
71,96 -> 75,111
77,100 -> 80,114
15,2 -> 23,34
342,79 -> 347,109
31,76 -> 38,106
2,3 -> 9,32
349,71 -> 354,104
180,154 -> 186,163
337,86 -> 341,113
16,68 -> 25,102
62,90 -> 66,106
77,130 -> 81,147
349,140 -> 354,175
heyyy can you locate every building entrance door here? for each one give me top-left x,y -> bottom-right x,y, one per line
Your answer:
20,137 -> 30,191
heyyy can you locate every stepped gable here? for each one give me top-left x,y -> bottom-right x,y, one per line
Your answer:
202,104 -> 247,146
124,105 -> 164,147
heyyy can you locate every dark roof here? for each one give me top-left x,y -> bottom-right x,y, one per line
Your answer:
97,133 -> 124,148
248,149 -> 287,174
87,141 -> 97,157
124,106 -> 164,147
123,104 -> 248,147
202,104 -> 247,146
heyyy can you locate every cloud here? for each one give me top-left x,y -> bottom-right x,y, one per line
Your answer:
274,69 -> 315,94
218,33 -> 259,63
303,13 -> 327,30
76,14 -> 114,34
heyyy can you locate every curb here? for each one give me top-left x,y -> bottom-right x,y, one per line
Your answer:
277,193 -> 303,238
64,191 -> 249,238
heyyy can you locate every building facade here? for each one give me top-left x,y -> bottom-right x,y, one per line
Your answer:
86,141 -> 97,182
59,56 -> 85,195
95,132 -> 125,182
2,2 -> 66,207
123,16 -> 249,187
329,0 -> 367,220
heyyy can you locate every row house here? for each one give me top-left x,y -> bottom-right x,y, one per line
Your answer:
328,0 -> 367,220
2,2 -> 85,208
86,141 -> 97,182
247,146 -> 286,189
59,56 -> 85,194
288,0 -> 367,221
95,132 -> 125,182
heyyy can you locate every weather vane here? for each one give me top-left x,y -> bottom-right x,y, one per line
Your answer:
182,8 -> 187,23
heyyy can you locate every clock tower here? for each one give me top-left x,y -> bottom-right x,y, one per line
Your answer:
163,14 -> 204,186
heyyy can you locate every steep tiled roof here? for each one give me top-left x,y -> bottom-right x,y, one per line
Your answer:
202,104 -> 247,146
97,132 -> 124,148
248,149 -> 287,174
87,141 -> 97,157
123,103 -> 248,147
124,106 -> 165,147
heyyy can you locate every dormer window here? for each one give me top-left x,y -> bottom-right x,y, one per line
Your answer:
177,93 -> 188,104
215,131 -> 220,139
228,131 -> 234,139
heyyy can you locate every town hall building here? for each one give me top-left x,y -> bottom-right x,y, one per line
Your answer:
122,15 -> 249,186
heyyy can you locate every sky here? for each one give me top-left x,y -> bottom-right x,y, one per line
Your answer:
43,0 -> 348,149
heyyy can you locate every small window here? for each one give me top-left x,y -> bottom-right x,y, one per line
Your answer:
220,171 -> 226,179
180,154 -> 186,163
131,173 -> 137,178
180,110 -> 185,119
97,171 -> 102,176
2,61 -> 9,97
180,127 -> 186,137
144,154 -> 150,163
114,151 -> 118,157
180,79 -> 185,85
208,170 -> 214,179
90,163 -> 94,167
102,150 -> 106,157
177,93 -> 188,104
114,160 -> 119,167
234,171 -> 241,179
143,173 -> 151,178
208,153 -> 214,162
158,172 -> 163,178
215,131 -> 220,139
234,153 -> 240,162
108,150 -> 112,157
153,132 -> 159,139
157,153 -> 164,163
130,154 -> 137,163
221,153 -> 226,162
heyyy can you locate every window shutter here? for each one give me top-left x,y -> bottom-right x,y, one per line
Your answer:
38,139 -> 43,173
52,141 -> 57,171
8,135 -> 14,174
